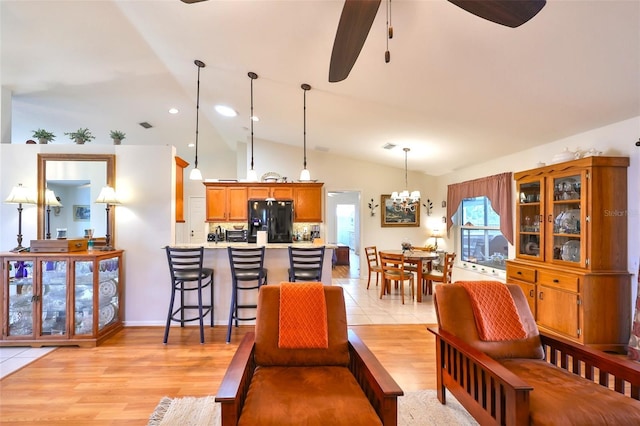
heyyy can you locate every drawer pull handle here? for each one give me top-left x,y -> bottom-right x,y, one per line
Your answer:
553,279 -> 559,283
529,289 -> 534,298
517,271 -> 522,275
539,292 -> 544,300
548,214 -> 553,222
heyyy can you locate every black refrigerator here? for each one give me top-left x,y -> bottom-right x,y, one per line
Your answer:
247,200 -> 294,243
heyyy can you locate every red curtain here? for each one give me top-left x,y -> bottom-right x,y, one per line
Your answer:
446,172 -> 513,245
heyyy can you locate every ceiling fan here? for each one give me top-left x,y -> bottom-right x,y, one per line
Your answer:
328,0 -> 547,83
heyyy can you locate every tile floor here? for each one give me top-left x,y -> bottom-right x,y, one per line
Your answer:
0,251 -> 438,379
0,346 -> 57,379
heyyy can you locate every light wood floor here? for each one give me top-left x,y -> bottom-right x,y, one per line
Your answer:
0,324 -> 438,425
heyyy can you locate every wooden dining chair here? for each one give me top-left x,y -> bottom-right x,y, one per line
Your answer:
364,246 -> 383,289
422,252 -> 456,295
379,251 -> 414,304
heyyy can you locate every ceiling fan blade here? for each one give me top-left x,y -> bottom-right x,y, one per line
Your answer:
448,0 -> 546,28
329,0 -> 382,83
181,0 -> 207,4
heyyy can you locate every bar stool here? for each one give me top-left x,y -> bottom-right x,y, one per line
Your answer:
227,246 -> 267,343
288,245 -> 325,282
163,246 -> 214,344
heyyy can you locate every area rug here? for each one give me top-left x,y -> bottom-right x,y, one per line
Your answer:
148,389 -> 478,425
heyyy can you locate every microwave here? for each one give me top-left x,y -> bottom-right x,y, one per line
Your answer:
226,229 -> 247,242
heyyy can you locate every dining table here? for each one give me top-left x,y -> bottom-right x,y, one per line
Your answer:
381,249 -> 439,302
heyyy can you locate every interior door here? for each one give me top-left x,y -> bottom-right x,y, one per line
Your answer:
188,196 -> 206,244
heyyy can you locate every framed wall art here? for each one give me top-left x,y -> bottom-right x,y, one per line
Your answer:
73,205 -> 90,222
381,194 -> 420,227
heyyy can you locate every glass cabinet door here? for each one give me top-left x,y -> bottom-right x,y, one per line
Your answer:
74,260 -> 95,335
517,179 -> 543,259
97,256 -> 119,330
549,172 -> 584,266
7,260 -> 35,337
40,260 -> 68,337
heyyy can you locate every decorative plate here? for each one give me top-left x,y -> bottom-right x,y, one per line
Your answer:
524,241 -> 539,255
261,171 -> 281,182
561,240 -> 580,262
99,280 -> 117,297
99,304 -> 116,326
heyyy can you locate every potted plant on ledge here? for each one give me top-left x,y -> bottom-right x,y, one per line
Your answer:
32,129 -> 56,144
65,128 -> 95,144
110,130 -> 126,145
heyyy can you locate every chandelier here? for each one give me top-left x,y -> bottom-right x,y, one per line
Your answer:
391,147 -> 420,212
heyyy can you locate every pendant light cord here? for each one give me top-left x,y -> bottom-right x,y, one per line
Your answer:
194,60 -> 206,169
249,72 -> 258,170
301,83 -> 311,169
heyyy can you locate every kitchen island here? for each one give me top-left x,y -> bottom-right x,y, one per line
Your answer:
167,242 -> 335,326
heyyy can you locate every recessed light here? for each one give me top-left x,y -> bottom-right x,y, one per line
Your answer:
169,108 -> 179,114
188,143 -> 195,148
215,105 -> 237,117
251,115 -> 259,122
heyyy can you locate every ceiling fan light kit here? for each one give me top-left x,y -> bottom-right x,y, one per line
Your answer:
189,59 -> 206,181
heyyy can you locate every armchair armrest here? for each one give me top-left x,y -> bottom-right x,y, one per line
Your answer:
540,332 -> 640,399
347,329 -> 404,425
427,326 -> 532,426
215,332 -> 257,426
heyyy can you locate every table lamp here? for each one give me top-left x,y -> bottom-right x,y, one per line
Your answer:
4,183 -> 37,252
95,186 -> 120,251
430,229 -> 444,250
45,189 -> 62,239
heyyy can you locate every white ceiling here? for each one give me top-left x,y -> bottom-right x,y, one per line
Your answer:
2,0 -> 639,176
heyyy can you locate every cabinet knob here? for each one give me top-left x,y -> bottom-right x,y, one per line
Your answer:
553,279 -> 559,283
517,271 -> 522,275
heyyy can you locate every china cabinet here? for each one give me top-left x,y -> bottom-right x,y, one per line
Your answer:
506,156 -> 630,352
1,250 -> 124,347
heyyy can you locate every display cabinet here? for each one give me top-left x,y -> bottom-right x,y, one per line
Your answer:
1,250 -> 124,347
507,156 -> 630,352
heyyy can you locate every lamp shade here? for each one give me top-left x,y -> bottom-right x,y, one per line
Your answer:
5,184 -> 37,205
45,189 -> 62,207
95,186 -> 120,204
189,167 -> 203,181
299,168 -> 311,182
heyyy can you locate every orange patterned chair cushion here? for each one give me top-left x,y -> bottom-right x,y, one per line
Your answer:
459,281 -> 527,341
279,283 -> 328,349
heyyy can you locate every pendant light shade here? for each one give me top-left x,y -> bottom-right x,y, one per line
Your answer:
189,59 -> 206,181
247,71 -> 259,182
299,83 -> 312,181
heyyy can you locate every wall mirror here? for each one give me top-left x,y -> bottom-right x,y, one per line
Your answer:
37,154 -> 116,244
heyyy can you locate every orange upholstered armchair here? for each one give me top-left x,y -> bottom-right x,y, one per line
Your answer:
215,284 -> 403,425
429,281 -> 640,425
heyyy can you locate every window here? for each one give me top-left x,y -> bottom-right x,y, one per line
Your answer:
459,196 -> 508,270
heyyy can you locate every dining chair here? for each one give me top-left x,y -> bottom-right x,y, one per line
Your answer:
379,251 -> 414,304
364,246 -> 383,289
422,252 -> 456,295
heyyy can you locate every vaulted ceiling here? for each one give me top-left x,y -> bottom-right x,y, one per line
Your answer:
2,0 -> 639,175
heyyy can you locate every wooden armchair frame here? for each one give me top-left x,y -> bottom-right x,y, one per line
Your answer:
216,330 -> 403,426
428,326 -> 640,425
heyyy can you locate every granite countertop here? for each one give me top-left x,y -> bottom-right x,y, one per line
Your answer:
170,242 -> 337,249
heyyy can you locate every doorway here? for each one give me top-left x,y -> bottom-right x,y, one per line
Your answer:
326,191 -> 361,277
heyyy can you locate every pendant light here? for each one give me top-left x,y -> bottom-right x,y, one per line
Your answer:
299,83 -> 312,181
391,147 -> 420,212
189,59 -> 206,181
247,71 -> 259,182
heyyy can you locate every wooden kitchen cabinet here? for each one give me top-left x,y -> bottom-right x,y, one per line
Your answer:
175,156 -> 189,223
506,156 -> 630,352
205,182 -> 323,223
293,184 -> 323,222
247,185 -> 293,200
205,186 -> 248,222
1,251 -> 124,347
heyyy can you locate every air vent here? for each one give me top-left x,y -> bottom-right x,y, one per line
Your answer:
315,145 -> 330,152
383,143 -> 396,150
139,122 -> 153,129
